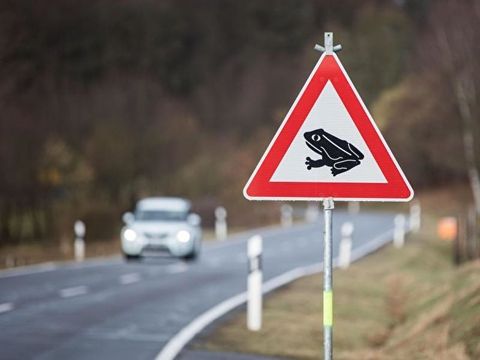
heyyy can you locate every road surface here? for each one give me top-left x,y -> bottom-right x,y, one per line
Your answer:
0,211 -> 397,360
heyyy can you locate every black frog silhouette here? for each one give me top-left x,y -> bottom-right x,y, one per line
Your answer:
304,128 -> 364,176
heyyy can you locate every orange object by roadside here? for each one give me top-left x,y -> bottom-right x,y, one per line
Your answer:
437,217 -> 458,241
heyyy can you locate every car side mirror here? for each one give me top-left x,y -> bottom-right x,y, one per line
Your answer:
122,212 -> 134,225
187,213 -> 201,227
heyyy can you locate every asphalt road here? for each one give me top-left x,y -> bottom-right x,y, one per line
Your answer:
0,211 -> 397,360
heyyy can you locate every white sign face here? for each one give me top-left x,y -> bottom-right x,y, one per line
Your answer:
270,81 -> 386,183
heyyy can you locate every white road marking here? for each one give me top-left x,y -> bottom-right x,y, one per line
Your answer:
59,285 -> 88,298
0,302 -> 14,314
155,263 -> 322,360
87,331 -> 168,342
155,227 -> 397,360
165,263 -> 188,274
119,273 -> 141,285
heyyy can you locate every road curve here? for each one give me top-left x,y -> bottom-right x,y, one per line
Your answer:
0,211 -> 396,360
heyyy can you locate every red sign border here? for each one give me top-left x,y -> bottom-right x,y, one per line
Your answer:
243,53 -> 413,201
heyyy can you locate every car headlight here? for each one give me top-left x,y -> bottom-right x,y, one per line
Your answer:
123,228 -> 138,242
176,230 -> 191,243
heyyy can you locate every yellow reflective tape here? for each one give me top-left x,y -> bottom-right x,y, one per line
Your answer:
323,290 -> 333,327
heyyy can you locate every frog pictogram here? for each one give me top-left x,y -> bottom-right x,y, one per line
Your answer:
304,128 -> 364,176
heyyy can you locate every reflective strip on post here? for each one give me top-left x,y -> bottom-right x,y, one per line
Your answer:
323,290 -> 333,327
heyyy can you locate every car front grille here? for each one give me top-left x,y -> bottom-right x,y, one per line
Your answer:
143,232 -> 169,240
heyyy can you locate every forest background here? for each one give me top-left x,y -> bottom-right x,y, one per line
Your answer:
1,0 -> 478,245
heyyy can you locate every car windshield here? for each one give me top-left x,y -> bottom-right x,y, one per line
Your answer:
135,210 -> 188,222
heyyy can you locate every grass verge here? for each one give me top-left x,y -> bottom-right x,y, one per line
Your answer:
196,216 -> 480,359
0,227 -> 247,269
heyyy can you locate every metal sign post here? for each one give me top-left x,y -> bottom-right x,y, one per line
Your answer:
243,31 -> 414,360
318,33 -> 338,360
323,198 -> 334,360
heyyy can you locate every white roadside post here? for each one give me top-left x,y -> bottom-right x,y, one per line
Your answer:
394,214 -> 406,248
215,206 -> 228,241
305,202 -> 320,223
247,235 -> 263,331
281,204 -> 293,227
409,201 -> 421,233
74,220 -> 86,262
347,201 -> 360,215
338,222 -> 354,269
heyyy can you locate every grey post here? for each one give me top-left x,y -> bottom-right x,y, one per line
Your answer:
312,32 -> 345,358
74,220 -> 86,262
316,31 -> 341,360
281,204 -> 293,228
347,201 -> 360,215
323,198 -> 334,360
394,214 -> 406,248
215,206 -> 228,241
339,222 -> 354,269
247,235 -> 263,331
409,201 -> 421,233
305,202 -> 320,223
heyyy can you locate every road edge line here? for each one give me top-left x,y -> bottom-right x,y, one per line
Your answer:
155,228 -> 395,360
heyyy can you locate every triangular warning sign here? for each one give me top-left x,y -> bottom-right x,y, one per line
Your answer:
244,52 -> 413,201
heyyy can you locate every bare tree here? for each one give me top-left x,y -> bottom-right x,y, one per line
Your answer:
420,0 -> 480,213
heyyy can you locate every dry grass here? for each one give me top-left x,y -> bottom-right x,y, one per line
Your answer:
0,226 -> 249,269
197,215 -> 480,359
0,239 -> 121,269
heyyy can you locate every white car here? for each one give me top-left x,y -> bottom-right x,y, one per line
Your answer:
120,197 -> 202,261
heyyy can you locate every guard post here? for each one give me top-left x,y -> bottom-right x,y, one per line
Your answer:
409,201 -> 421,233
215,206 -> 228,241
281,204 -> 293,227
305,202 -> 320,222
347,201 -> 360,215
394,214 -> 406,248
74,220 -> 86,262
339,222 -> 354,269
247,235 -> 263,331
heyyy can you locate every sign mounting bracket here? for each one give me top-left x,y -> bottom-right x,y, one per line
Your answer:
314,32 -> 342,54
